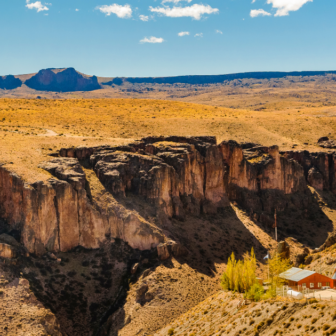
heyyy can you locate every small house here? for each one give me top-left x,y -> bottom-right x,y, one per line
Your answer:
279,267 -> 335,290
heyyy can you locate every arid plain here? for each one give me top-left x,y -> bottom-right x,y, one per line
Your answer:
2,74 -> 336,336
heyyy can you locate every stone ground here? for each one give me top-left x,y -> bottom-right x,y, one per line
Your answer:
0,264 -> 62,336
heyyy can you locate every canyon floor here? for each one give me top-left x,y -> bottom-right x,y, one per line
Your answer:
1,82 -> 336,336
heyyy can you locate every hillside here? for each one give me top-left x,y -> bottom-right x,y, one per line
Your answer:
1,97 -> 336,336
156,291 -> 336,336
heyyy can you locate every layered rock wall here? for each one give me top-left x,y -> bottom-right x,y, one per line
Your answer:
283,151 -> 336,192
0,160 -> 163,255
1,136 -> 334,255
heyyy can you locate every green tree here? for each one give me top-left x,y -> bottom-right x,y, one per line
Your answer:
265,252 -> 291,298
220,248 -> 257,293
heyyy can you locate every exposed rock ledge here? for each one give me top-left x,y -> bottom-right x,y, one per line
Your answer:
0,136 -> 334,255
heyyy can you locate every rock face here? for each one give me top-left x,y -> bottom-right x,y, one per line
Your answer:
0,136 -> 334,255
283,151 -> 336,192
0,158 -> 163,255
277,241 -> 290,259
0,75 -> 22,90
0,242 -> 16,258
317,137 -> 336,149
25,68 -> 101,92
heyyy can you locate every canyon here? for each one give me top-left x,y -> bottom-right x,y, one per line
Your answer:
1,97 -> 336,335
1,136 -> 334,257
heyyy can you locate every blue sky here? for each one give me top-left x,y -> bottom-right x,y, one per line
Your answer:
0,0 -> 334,77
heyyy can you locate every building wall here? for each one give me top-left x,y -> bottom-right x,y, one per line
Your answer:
297,273 -> 333,289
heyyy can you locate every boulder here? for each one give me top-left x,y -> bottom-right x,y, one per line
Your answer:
277,241 -> 290,259
136,284 -> 148,300
157,241 -> 188,261
295,247 -> 310,267
0,243 -> 16,258
307,167 -> 324,191
131,263 -> 139,274
318,136 -> 329,143
0,233 -> 20,247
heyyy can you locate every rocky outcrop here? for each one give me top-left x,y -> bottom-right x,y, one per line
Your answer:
0,159 -> 163,255
0,136 -> 332,255
282,151 -> 336,192
0,243 -> 16,258
0,75 -> 22,90
157,241 -> 188,260
317,137 -> 336,149
25,68 -> 101,92
277,241 -> 290,259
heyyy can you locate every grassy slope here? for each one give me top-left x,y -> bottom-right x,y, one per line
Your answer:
156,291 -> 336,336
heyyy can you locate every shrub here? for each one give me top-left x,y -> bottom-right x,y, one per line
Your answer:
312,318 -> 318,324
245,283 -> 264,302
323,325 -> 331,331
168,328 -> 174,335
297,324 -> 302,328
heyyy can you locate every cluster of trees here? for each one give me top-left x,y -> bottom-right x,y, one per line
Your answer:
220,248 -> 291,301
220,248 -> 257,293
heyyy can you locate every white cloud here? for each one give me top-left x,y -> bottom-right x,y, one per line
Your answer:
162,0 -> 192,3
194,33 -> 203,38
140,36 -> 164,43
252,0 -> 256,3
149,4 -> 219,20
266,0 -> 313,16
216,29 -> 223,34
97,4 -> 132,18
178,31 -> 189,36
250,9 -> 271,17
26,0 -> 49,12
139,14 -> 149,21
75,8 -> 79,11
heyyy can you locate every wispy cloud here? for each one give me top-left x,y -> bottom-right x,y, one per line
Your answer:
139,15 -> 149,21
216,29 -> 223,34
194,33 -> 203,38
162,0 -> 192,4
250,9 -> 271,17
149,4 -> 219,20
140,36 -> 164,43
75,8 -> 79,12
178,31 -> 190,36
266,0 -> 313,16
97,4 -> 132,18
26,0 -> 49,12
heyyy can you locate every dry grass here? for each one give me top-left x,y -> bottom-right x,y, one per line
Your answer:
0,272 -> 61,335
1,97 -> 336,183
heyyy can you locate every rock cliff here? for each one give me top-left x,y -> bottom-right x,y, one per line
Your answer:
0,75 -> 22,90
24,68 -> 101,92
282,150 -> 336,192
0,136 -> 334,255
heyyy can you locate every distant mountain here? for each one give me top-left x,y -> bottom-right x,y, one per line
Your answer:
102,70 -> 336,86
0,75 -> 22,90
1,68 -> 336,93
24,68 -> 101,92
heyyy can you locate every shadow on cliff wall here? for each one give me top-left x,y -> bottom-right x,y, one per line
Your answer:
230,185 -> 334,249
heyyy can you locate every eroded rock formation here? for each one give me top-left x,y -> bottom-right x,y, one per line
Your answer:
25,68 -> 101,92
283,150 -> 336,192
0,75 -> 22,90
1,136 -> 335,255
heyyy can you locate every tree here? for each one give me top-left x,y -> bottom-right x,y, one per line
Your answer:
265,252 -> 291,297
220,248 -> 257,293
